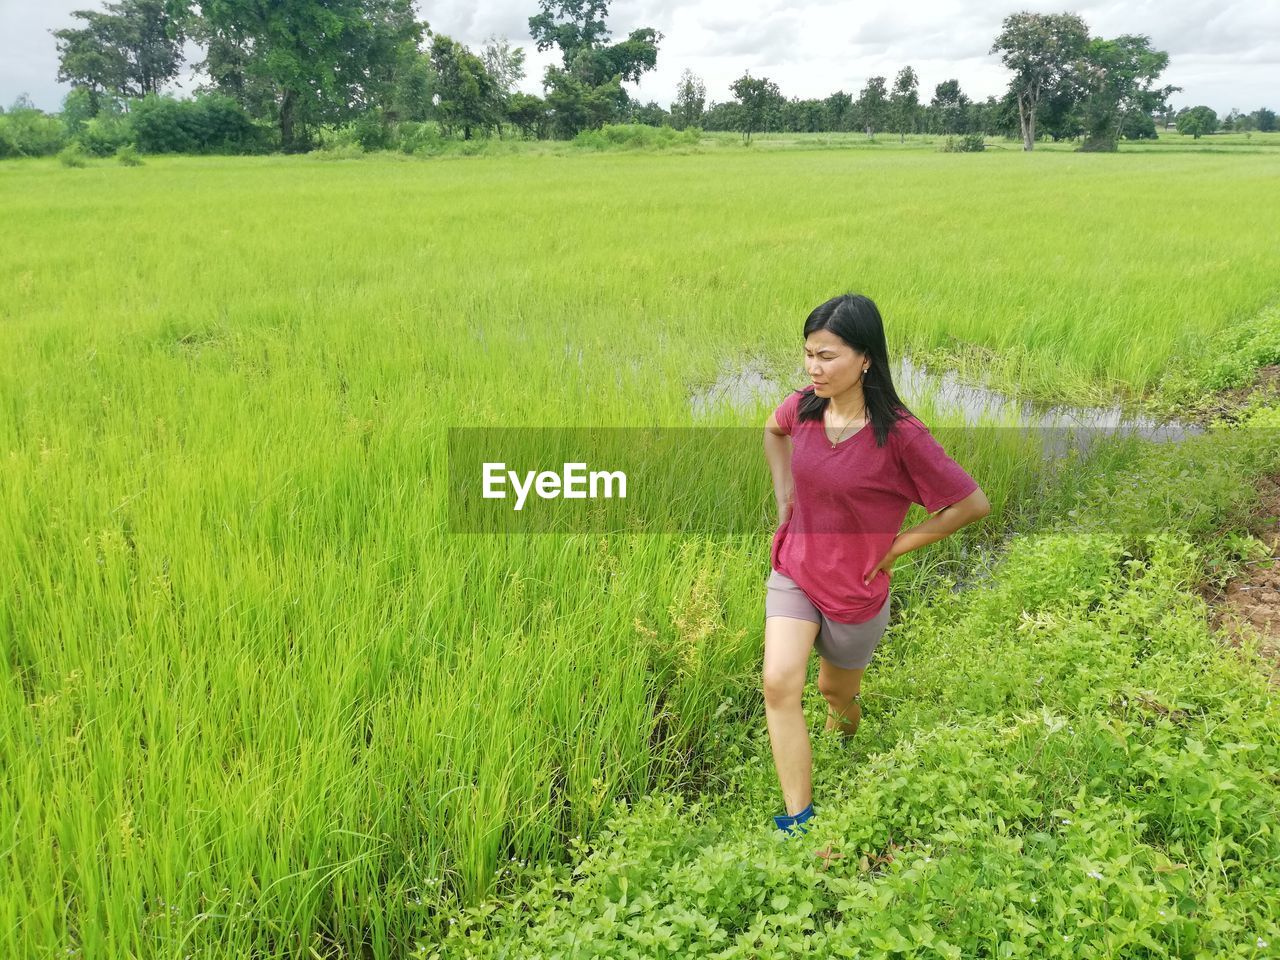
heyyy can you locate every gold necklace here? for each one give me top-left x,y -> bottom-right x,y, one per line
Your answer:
826,405 -> 867,449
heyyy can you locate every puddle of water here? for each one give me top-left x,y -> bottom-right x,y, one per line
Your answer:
893,357 -> 1200,443
688,355 -> 1203,456
687,358 -> 780,418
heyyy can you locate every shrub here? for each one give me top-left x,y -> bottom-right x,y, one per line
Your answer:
1078,135 -> 1118,152
78,115 -> 132,157
116,144 -> 143,166
129,94 -> 265,154
57,143 -> 88,167
397,121 -> 445,156
940,133 -> 986,152
312,142 -> 365,161
0,103 -> 68,158
350,110 -> 395,151
572,123 -> 700,151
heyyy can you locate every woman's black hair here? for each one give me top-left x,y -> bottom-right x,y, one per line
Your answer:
794,293 -> 914,447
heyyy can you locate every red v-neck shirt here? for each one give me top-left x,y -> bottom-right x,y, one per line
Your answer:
770,385 -> 979,623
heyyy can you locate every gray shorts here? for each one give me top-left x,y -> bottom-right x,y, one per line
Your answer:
764,569 -> 891,670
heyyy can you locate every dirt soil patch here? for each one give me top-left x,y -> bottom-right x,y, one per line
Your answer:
1201,472 -> 1280,685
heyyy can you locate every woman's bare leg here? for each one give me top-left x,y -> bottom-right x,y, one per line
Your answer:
817,658 -> 866,738
763,615 -> 819,817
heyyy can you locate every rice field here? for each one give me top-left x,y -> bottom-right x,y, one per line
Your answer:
2,144 -> 1279,958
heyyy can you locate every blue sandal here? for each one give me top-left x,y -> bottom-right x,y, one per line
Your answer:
774,802 -> 814,836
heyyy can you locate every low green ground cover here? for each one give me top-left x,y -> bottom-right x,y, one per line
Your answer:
429,406 -> 1280,959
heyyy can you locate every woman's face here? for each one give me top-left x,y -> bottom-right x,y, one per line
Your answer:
804,329 -> 866,397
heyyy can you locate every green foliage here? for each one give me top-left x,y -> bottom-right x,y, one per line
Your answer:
350,109 -> 395,151
57,143 -> 88,167
990,12 -> 1090,150
60,87 -> 100,136
115,143 -> 144,166
396,120 -> 446,155
1157,303 -> 1280,404
730,73 -> 782,143
193,0 -> 424,151
939,133 -> 986,152
889,66 -> 920,141
53,0 -> 185,100
78,114 -> 133,156
506,92 -> 549,139
544,67 -> 625,138
854,75 -> 889,135
1177,105 -> 1219,139
1076,34 -> 1176,150
428,506 -> 1280,957
128,93 -> 264,154
528,0 -> 661,138
430,34 -> 499,140
572,123 -> 698,151
1077,134 -> 1118,152
670,69 -> 706,130
0,100 -> 69,158
528,0 -> 613,65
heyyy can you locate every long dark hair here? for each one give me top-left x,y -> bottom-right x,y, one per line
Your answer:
794,293 -> 914,448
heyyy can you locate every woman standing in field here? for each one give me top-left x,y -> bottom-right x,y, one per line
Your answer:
761,293 -> 991,836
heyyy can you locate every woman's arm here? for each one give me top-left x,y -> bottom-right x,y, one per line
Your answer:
763,412 -> 794,523
864,488 -> 991,584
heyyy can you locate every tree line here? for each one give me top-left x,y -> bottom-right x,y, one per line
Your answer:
1,0 -> 1276,159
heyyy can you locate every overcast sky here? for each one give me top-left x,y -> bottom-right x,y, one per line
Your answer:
2,0 -> 1275,116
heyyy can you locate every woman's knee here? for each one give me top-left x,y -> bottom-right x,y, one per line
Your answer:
762,664 -> 805,707
817,668 -> 862,705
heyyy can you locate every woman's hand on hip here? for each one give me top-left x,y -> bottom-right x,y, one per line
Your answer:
864,552 -> 897,586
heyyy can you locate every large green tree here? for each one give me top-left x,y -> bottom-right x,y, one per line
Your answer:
1176,105 -> 1218,139
991,11 -> 1090,150
53,0 -> 185,108
889,65 -> 919,142
528,0 -> 610,65
186,0 -> 424,151
527,0 -> 661,137
930,79 -> 970,134
823,90 -> 854,131
430,35 -> 497,140
855,75 -> 889,137
729,73 -> 781,143
670,68 -> 705,130
1076,34 -> 1177,150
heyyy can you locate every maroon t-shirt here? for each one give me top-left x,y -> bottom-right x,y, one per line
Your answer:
770,385 -> 979,623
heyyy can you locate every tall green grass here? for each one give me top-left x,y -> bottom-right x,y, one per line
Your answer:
1,148 -> 1277,957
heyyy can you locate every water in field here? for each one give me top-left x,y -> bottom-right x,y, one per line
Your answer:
689,355 -> 1203,456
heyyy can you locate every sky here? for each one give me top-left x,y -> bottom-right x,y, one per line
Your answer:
2,0 -> 1276,116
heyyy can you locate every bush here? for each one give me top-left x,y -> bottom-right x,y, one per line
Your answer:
350,110 -> 395,151
116,144 -> 143,166
572,123 -> 700,151
57,144 -> 88,167
940,133 -> 986,153
0,103 -> 68,158
312,142 -> 365,161
78,115 -> 132,157
1078,135 -> 1118,152
129,94 -> 266,154
397,121 -> 445,156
